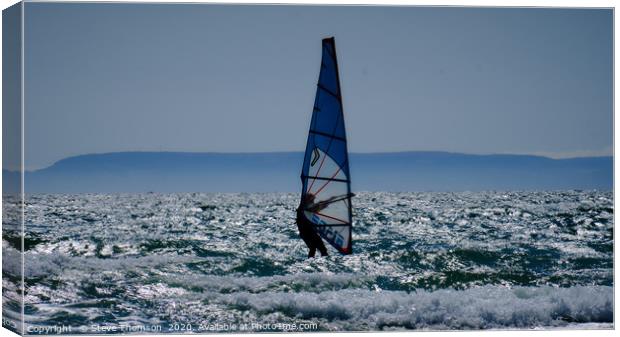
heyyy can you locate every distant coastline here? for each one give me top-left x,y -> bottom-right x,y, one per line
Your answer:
3,151 -> 613,194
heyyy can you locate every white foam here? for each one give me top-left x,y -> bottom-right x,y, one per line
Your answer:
216,285 -> 613,330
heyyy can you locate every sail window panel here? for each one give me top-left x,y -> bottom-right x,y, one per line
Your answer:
304,180 -> 350,224
307,146 -> 348,181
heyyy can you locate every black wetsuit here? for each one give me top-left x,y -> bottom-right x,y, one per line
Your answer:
296,207 -> 328,258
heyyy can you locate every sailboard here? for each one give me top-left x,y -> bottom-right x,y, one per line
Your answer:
300,37 -> 353,255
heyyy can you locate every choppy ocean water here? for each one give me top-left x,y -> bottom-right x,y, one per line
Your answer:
2,191 -> 614,333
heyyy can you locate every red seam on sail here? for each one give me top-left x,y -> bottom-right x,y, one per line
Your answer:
313,167 -> 342,197
307,151 -> 328,193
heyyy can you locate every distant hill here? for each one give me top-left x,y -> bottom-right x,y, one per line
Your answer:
2,151 -> 613,193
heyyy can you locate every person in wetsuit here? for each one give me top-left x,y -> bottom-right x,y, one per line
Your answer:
296,193 -> 329,258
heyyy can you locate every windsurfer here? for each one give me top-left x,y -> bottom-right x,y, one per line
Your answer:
296,193 -> 332,258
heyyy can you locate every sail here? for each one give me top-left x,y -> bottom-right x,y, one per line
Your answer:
300,37 -> 353,255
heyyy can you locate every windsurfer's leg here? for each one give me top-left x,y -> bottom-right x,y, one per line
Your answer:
308,245 -> 317,258
317,238 -> 328,256
300,234 -> 312,248
300,231 -> 316,258
309,231 -> 328,256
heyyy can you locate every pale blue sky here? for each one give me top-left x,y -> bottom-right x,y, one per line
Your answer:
21,3 -> 612,170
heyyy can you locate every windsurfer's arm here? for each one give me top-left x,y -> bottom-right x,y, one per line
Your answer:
306,195 -> 349,212
306,203 -> 322,213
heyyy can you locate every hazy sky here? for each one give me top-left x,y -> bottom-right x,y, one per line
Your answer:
22,3 -> 612,170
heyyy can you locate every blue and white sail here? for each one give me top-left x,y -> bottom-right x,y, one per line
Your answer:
300,37 -> 353,255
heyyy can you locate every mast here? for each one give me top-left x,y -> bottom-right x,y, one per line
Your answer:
328,37 -> 353,253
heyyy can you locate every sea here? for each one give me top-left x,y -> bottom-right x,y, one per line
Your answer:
2,190 -> 614,333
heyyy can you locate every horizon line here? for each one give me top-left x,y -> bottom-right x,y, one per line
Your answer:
6,149 -> 614,173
